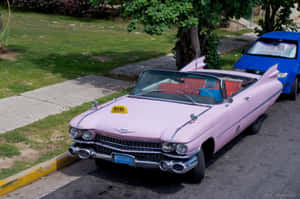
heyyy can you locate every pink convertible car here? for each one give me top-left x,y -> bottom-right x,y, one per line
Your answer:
68,57 -> 282,182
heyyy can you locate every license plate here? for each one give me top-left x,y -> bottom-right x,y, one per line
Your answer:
113,154 -> 134,166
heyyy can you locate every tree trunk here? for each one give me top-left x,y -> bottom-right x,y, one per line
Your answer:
190,26 -> 201,58
264,2 -> 280,33
264,4 -> 272,32
175,26 -> 201,70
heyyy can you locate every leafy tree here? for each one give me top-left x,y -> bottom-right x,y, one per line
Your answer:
256,0 -> 300,35
91,0 -> 253,69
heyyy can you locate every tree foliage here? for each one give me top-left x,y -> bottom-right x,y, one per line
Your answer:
256,0 -> 300,35
90,0 -> 253,69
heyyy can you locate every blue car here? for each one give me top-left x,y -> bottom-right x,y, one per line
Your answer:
234,31 -> 300,100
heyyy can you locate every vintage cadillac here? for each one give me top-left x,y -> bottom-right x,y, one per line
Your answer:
68,57 -> 282,182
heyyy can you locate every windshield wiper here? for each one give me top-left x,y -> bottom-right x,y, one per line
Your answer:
135,89 -> 200,105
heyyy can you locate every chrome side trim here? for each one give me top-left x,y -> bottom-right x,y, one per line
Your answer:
216,88 -> 282,139
169,107 -> 211,141
76,98 -> 119,128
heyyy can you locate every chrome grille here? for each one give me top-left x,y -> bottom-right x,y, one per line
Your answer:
95,134 -> 161,152
93,144 -> 164,162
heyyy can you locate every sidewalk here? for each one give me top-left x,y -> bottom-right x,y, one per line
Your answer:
0,75 -> 132,134
110,33 -> 257,79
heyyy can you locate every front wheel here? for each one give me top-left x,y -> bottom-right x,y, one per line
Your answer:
289,78 -> 298,101
187,150 -> 205,183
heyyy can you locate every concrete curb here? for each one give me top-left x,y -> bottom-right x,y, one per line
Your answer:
0,152 -> 78,196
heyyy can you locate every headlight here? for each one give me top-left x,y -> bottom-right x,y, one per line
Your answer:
233,68 -> 246,72
176,144 -> 188,155
162,143 -> 175,153
69,127 -> 81,138
82,130 -> 95,141
278,72 -> 288,78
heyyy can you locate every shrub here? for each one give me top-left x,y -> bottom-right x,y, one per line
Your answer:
9,0 -> 119,18
199,30 -> 220,69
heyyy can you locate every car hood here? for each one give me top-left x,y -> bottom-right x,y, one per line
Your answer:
70,96 -> 210,142
234,54 -> 298,73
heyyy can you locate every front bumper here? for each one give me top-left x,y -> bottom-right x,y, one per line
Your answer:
68,144 -> 198,174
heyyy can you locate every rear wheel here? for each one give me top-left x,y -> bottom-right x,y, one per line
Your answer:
247,114 -> 267,135
289,78 -> 298,101
297,77 -> 300,94
187,150 -> 205,183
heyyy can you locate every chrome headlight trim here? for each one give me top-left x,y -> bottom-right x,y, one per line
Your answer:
175,144 -> 188,155
161,142 -> 175,153
69,127 -> 81,138
82,130 -> 95,141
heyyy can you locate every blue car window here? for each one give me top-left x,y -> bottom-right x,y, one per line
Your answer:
248,38 -> 297,59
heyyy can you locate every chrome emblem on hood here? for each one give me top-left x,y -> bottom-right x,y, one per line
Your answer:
114,128 -> 135,134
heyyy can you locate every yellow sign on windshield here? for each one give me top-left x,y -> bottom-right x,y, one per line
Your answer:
112,105 -> 128,114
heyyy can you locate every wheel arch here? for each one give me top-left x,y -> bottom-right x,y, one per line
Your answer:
201,137 -> 215,162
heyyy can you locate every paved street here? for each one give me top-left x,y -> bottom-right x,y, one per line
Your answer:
3,96 -> 300,199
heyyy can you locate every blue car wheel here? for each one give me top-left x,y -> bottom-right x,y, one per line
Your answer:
289,78 -> 298,101
298,77 -> 300,94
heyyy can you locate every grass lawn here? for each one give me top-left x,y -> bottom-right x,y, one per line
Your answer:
0,90 -> 129,180
0,6 -> 253,99
219,48 -> 245,70
0,7 -> 175,98
0,49 -> 244,180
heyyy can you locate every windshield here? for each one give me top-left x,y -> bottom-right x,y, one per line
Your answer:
247,38 -> 298,59
131,70 -> 224,105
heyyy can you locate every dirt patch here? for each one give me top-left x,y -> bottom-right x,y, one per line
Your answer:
51,130 -> 67,142
0,51 -> 20,61
0,148 -> 40,169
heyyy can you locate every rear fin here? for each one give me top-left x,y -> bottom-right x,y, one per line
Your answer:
262,64 -> 279,79
180,56 -> 206,72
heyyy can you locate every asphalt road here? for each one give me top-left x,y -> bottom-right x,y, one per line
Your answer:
4,96 -> 300,199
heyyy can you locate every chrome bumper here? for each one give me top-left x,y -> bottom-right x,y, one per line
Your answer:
68,144 -> 198,174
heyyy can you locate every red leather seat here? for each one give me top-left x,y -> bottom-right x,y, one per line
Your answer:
182,78 -> 205,94
224,80 -> 242,97
160,83 -> 184,94
160,78 -> 205,95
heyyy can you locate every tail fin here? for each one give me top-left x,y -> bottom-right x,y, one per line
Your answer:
180,56 -> 206,72
262,64 -> 279,79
